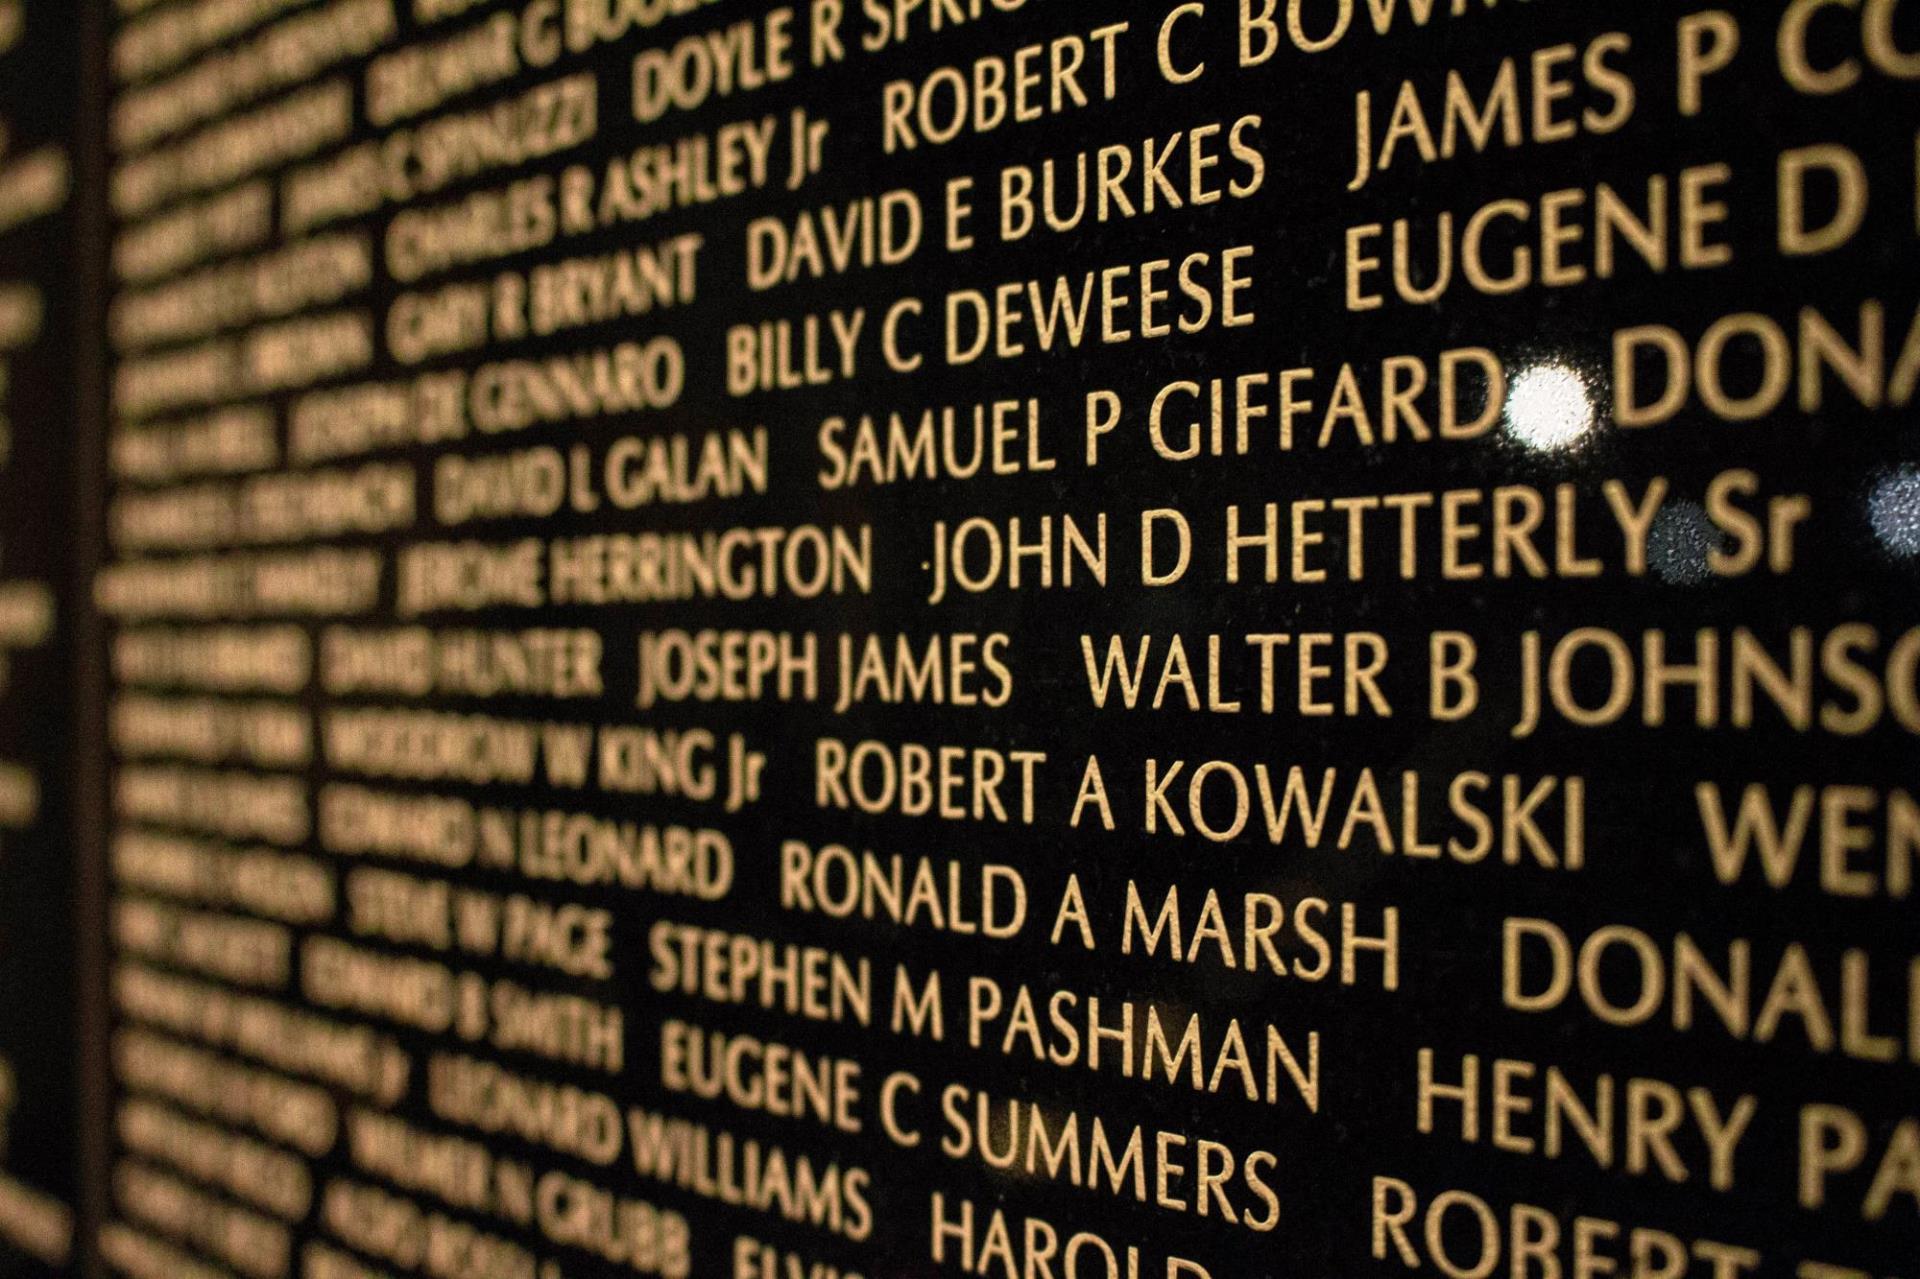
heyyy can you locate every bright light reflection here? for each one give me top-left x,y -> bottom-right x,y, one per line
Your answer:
1869,466 -> 1920,558
1504,362 -> 1596,452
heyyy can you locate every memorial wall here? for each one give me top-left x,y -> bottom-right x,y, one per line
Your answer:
0,0 -> 85,1271
3,0 -> 1920,1274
